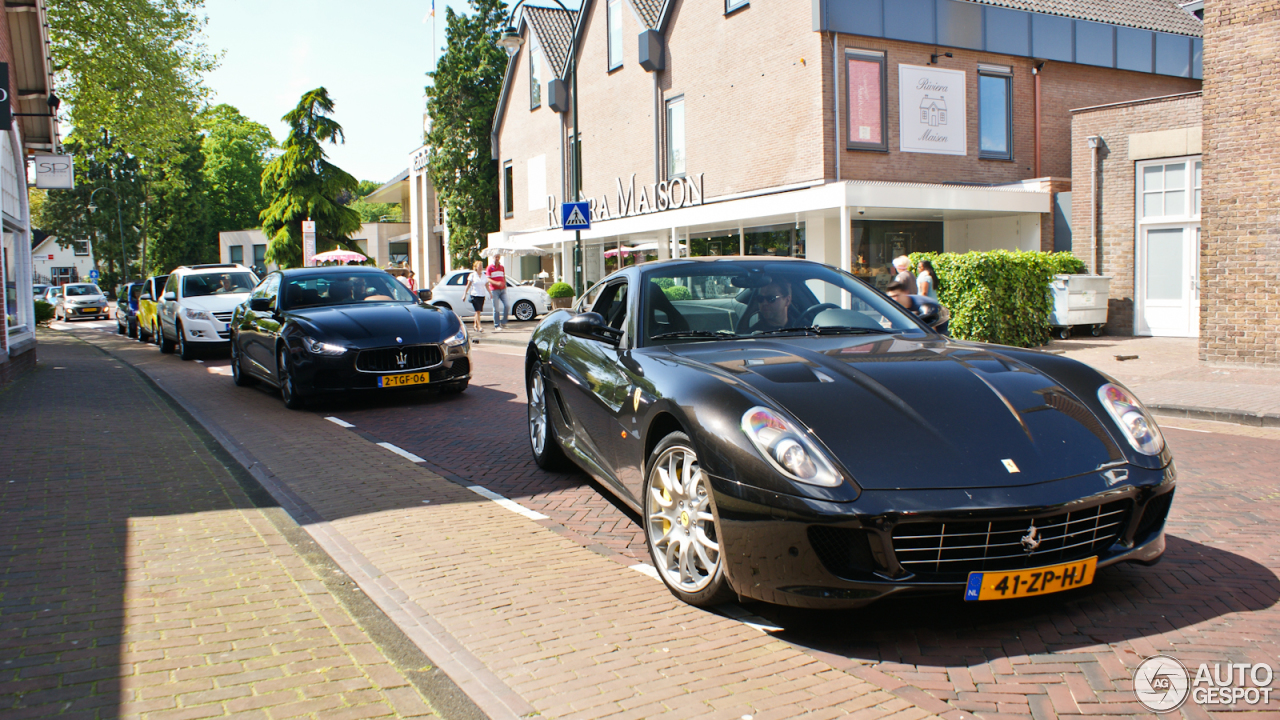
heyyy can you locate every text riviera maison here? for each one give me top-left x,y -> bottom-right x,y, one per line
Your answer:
546,173 -> 706,227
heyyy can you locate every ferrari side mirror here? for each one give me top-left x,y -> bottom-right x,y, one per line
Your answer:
564,312 -> 622,346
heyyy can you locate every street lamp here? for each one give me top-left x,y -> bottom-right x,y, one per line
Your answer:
496,0 -> 583,297
88,186 -> 129,285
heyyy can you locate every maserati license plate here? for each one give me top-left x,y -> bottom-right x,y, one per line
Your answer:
378,372 -> 431,389
964,557 -> 1097,601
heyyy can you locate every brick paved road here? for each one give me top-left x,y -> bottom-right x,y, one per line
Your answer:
57,325 -> 1280,719
0,333 -> 439,719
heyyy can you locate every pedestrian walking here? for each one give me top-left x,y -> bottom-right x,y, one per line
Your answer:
463,260 -> 488,333
892,256 -> 918,295
486,254 -> 509,330
916,259 -> 939,300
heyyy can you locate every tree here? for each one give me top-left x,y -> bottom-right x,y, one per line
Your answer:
199,104 -> 276,233
425,0 -> 508,269
46,0 -> 217,164
259,88 -> 362,268
344,179 -> 403,224
148,123 -> 215,275
34,133 -> 146,290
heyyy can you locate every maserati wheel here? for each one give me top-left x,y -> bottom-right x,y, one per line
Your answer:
278,347 -> 306,409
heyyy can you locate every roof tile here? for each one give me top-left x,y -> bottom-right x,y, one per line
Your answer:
523,5 -> 579,78
960,0 -> 1202,37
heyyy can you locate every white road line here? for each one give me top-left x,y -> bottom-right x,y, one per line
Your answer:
630,563 -> 660,581
465,484 -> 549,521
718,603 -> 784,633
325,416 -> 355,428
1162,425 -> 1211,433
377,442 -> 426,463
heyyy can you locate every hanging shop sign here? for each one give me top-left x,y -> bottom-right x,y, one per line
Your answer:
898,64 -> 966,156
34,155 -> 75,190
545,172 -> 705,228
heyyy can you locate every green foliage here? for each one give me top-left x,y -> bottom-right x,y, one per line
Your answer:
1045,253 -> 1088,275
33,301 -> 56,326
654,278 -> 675,289
546,282 -> 575,299
35,133 -> 146,290
663,285 -> 692,301
345,179 -> 403,224
47,0 -> 216,164
425,0 -> 508,269
148,122 -> 215,275
259,88 -> 363,268
908,250 -> 1085,348
199,104 -> 276,234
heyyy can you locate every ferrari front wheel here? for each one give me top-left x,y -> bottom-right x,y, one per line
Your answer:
644,432 -> 734,607
527,360 -> 570,471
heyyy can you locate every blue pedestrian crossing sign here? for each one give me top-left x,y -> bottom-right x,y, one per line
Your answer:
561,201 -> 591,230
88,270 -> 99,280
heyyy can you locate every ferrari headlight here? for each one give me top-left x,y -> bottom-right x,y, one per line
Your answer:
183,308 -> 214,322
1098,383 -> 1165,455
301,336 -> 348,356
444,325 -> 468,348
741,407 -> 842,487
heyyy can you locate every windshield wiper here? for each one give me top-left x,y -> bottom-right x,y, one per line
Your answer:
754,325 -> 897,336
649,329 -> 739,341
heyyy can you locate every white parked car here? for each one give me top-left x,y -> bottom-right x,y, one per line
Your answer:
430,269 -> 552,322
157,264 -> 259,360
56,283 -> 108,321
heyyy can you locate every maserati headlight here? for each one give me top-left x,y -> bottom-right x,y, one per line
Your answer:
301,336 -> 348,356
1098,383 -> 1165,455
444,325 -> 468,348
183,308 -> 214,322
741,406 -> 842,487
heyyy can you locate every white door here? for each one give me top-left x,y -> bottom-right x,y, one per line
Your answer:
1137,225 -> 1198,337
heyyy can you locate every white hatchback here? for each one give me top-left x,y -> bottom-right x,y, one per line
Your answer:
430,269 -> 552,322
157,264 -> 259,360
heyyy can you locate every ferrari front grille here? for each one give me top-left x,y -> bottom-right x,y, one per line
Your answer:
891,500 -> 1131,580
356,345 -> 442,373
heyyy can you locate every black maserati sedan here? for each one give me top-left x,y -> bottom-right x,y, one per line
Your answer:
526,258 -> 1174,609
230,267 -> 470,409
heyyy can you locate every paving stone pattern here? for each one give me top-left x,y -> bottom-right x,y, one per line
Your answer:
0,334 -> 434,719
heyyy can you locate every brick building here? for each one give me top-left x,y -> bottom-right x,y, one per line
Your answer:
490,0 -> 1202,291
0,0 -> 61,385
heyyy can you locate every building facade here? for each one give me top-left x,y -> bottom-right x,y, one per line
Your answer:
365,150 -> 451,287
32,235 -> 98,287
0,0 -> 61,385
490,0 -> 1202,291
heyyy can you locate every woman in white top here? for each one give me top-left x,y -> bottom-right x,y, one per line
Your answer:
462,260 -> 489,333
916,259 -> 940,301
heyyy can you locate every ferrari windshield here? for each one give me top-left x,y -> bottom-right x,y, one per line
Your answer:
640,261 -> 926,345
280,272 -> 416,310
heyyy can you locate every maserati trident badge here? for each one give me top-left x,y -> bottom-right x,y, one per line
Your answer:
396,352 -> 408,368
1020,523 -> 1041,552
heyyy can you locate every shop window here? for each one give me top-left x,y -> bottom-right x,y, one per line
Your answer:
3,231 -> 21,331
503,161 -> 514,218
666,97 -> 685,179
979,66 -> 1012,160
845,49 -> 887,152
726,0 -> 748,13
850,220 -> 944,291
1141,160 -> 1195,219
529,36 -> 542,109
389,242 -> 409,265
607,0 -> 622,71
229,245 -> 244,265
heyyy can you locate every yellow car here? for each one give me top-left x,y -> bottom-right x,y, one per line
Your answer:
137,273 -> 170,343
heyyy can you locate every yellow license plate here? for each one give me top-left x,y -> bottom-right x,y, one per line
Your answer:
81,308 -> 98,313
964,557 -> 1097,601
378,371 -> 431,388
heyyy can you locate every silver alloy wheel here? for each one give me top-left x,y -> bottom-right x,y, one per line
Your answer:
514,300 -> 535,321
646,444 -> 720,593
528,369 -> 547,456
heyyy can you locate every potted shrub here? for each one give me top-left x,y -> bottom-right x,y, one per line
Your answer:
547,282 -> 575,309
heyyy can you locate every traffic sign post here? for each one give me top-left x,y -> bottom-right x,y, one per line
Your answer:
561,202 -> 590,230
88,270 -> 99,280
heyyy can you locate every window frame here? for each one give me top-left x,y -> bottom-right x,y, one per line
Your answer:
978,65 -> 1014,161
666,95 -> 686,179
607,0 -> 623,72
529,35 -> 542,110
503,161 -> 514,218
229,245 -> 244,265
844,48 -> 888,153
73,240 -> 90,256
1137,156 -> 1201,222
725,0 -> 749,14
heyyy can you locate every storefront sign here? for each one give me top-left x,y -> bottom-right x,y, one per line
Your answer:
545,172 -> 705,228
898,64 -> 966,156
0,63 -> 10,131
34,155 -> 74,190
302,220 -> 316,266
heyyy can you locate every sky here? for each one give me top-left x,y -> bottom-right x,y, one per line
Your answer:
201,0 -> 469,185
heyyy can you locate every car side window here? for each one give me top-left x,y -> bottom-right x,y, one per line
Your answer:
577,280 -> 609,313
447,273 -> 468,286
262,274 -> 281,305
162,275 -> 177,299
591,281 -> 629,331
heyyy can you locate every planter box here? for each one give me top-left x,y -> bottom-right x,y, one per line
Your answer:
551,296 -> 573,309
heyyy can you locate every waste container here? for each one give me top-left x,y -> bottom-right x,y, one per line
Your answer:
1049,274 -> 1111,339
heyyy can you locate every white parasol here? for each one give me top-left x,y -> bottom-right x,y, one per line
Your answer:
311,249 -> 368,264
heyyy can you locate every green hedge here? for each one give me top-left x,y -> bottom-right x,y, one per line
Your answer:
546,282 -> 575,298
908,250 -> 1086,347
663,285 -> 692,301
34,300 -> 55,326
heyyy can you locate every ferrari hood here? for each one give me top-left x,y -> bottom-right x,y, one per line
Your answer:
668,336 -> 1124,491
290,303 -> 457,346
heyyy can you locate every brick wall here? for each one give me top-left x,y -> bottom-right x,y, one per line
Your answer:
1071,94 -> 1202,335
1200,0 -> 1280,366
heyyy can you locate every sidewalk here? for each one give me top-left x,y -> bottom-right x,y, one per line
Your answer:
0,333 -> 450,719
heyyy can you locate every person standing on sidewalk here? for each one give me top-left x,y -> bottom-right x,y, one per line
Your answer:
916,259 -> 939,300
463,260 -> 488,334
486,254 -> 509,331
892,256 -> 918,295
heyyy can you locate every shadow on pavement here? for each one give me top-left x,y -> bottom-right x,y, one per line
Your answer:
759,534 -> 1279,666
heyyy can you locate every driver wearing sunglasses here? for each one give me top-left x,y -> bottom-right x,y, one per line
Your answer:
752,280 -> 793,332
